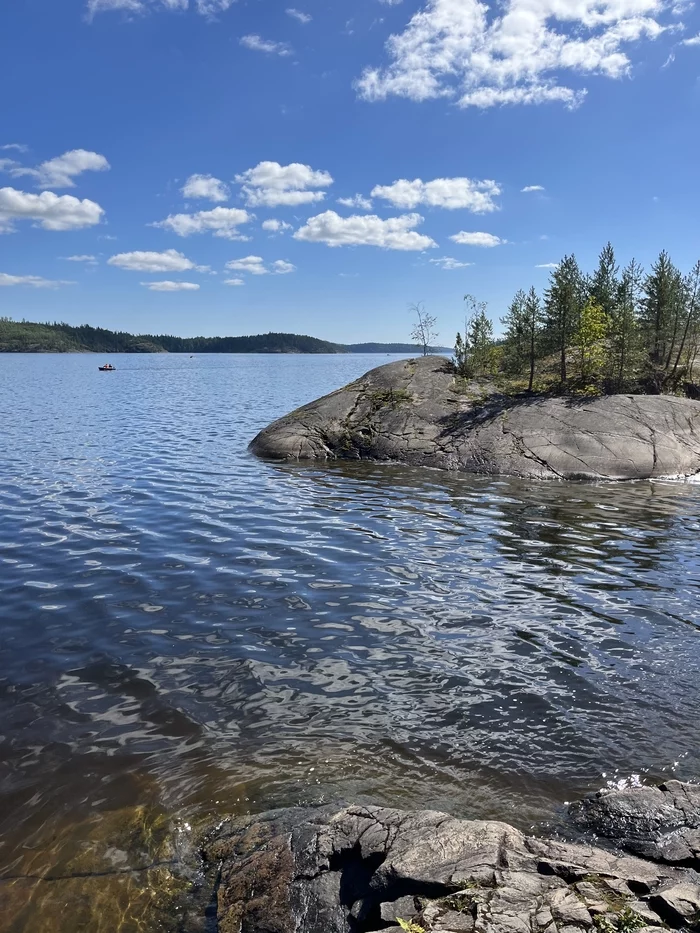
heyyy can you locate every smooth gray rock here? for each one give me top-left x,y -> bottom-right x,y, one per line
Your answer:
249,356 -> 700,480
570,780 -> 700,865
203,794 -> 700,933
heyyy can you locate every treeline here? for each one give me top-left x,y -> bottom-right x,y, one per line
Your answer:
0,318 -> 422,355
454,244 -> 700,395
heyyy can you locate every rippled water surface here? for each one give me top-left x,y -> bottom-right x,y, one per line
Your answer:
1,352 -> 700,931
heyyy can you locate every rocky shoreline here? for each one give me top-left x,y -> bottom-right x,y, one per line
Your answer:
201,781 -> 700,933
249,357 -> 700,481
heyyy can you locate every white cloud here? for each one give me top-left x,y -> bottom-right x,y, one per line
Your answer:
0,187 -> 105,233
224,277 -> 245,285
108,249 -> 199,272
337,194 -> 373,210
64,254 -> 98,263
141,280 -> 200,291
429,256 -> 474,269
1,143 -> 28,153
272,259 -> 296,274
240,35 -> 292,56
287,7 -> 312,22
153,206 -> 251,239
294,210 -> 437,250
12,150 -> 110,189
521,185 -> 545,192
224,255 -> 297,275
536,262 -> 559,268
450,231 -> 505,247
0,159 -> 19,172
356,0 -> 670,110
0,273 -> 75,288
182,173 -> 230,202
371,177 -> 500,212
682,32 -> 700,44
87,0 -> 235,16
262,219 -> 292,232
225,255 -> 268,275
236,160 -> 333,208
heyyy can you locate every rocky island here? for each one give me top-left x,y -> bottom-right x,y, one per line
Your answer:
201,780 -> 700,933
250,357 -> 700,481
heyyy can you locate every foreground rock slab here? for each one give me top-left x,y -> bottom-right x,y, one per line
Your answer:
203,786 -> 700,933
249,357 -> 700,481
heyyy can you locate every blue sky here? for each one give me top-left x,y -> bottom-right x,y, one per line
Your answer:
1,0 -> 699,343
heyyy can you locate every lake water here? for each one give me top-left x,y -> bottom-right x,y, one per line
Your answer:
1,352 -> 700,931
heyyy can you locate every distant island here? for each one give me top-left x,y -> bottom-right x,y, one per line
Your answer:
0,318 -> 449,354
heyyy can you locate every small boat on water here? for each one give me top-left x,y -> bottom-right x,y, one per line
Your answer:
98,363 -> 116,371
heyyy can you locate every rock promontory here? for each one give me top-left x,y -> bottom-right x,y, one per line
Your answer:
249,356 -> 700,481
202,780 -> 700,933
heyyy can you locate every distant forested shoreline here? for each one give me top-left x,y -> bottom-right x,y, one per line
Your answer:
0,318 -> 441,355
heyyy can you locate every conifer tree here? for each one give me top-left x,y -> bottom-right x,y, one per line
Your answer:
641,251 -> 684,389
544,255 -> 584,384
501,289 -> 528,375
523,287 -> 543,392
590,242 -> 619,320
607,259 -> 642,392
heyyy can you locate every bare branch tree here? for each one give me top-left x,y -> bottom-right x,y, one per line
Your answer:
409,302 -> 438,356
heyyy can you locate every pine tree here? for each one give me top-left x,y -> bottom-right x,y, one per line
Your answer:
669,260 -> 700,388
523,287 -> 543,392
590,242 -> 619,320
607,259 -> 643,392
501,289 -> 528,376
641,251 -> 684,389
468,309 -> 495,377
544,255 -> 584,384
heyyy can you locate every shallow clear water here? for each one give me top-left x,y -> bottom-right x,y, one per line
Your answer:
1,352 -> 699,930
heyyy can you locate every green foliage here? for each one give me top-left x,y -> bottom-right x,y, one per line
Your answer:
574,297 -> 607,384
501,286 -> 543,391
454,295 -> 497,378
544,254 -> 585,383
397,919 -> 425,933
594,907 -> 646,933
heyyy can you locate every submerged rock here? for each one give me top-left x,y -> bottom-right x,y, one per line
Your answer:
202,786 -> 700,933
570,780 -> 700,866
249,357 -> 700,481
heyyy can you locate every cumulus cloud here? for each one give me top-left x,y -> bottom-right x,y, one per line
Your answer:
356,0 -> 671,109
521,185 -> 545,192
64,254 -> 98,263
450,231 -> 505,247
141,280 -> 200,291
294,210 -> 437,250
236,161 -> 333,208
0,273 -> 76,288
287,8 -> 312,21
0,187 -> 104,233
272,259 -> 296,274
153,206 -> 251,239
536,262 -> 559,268
429,257 -> 474,269
262,219 -> 293,233
240,35 -> 292,56
225,255 -> 296,275
182,173 -> 230,202
11,149 -> 110,189
371,177 -> 500,212
337,194 -> 373,210
108,249 -> 200,272
682,32 -> 700,44
224,277 -> 245,285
